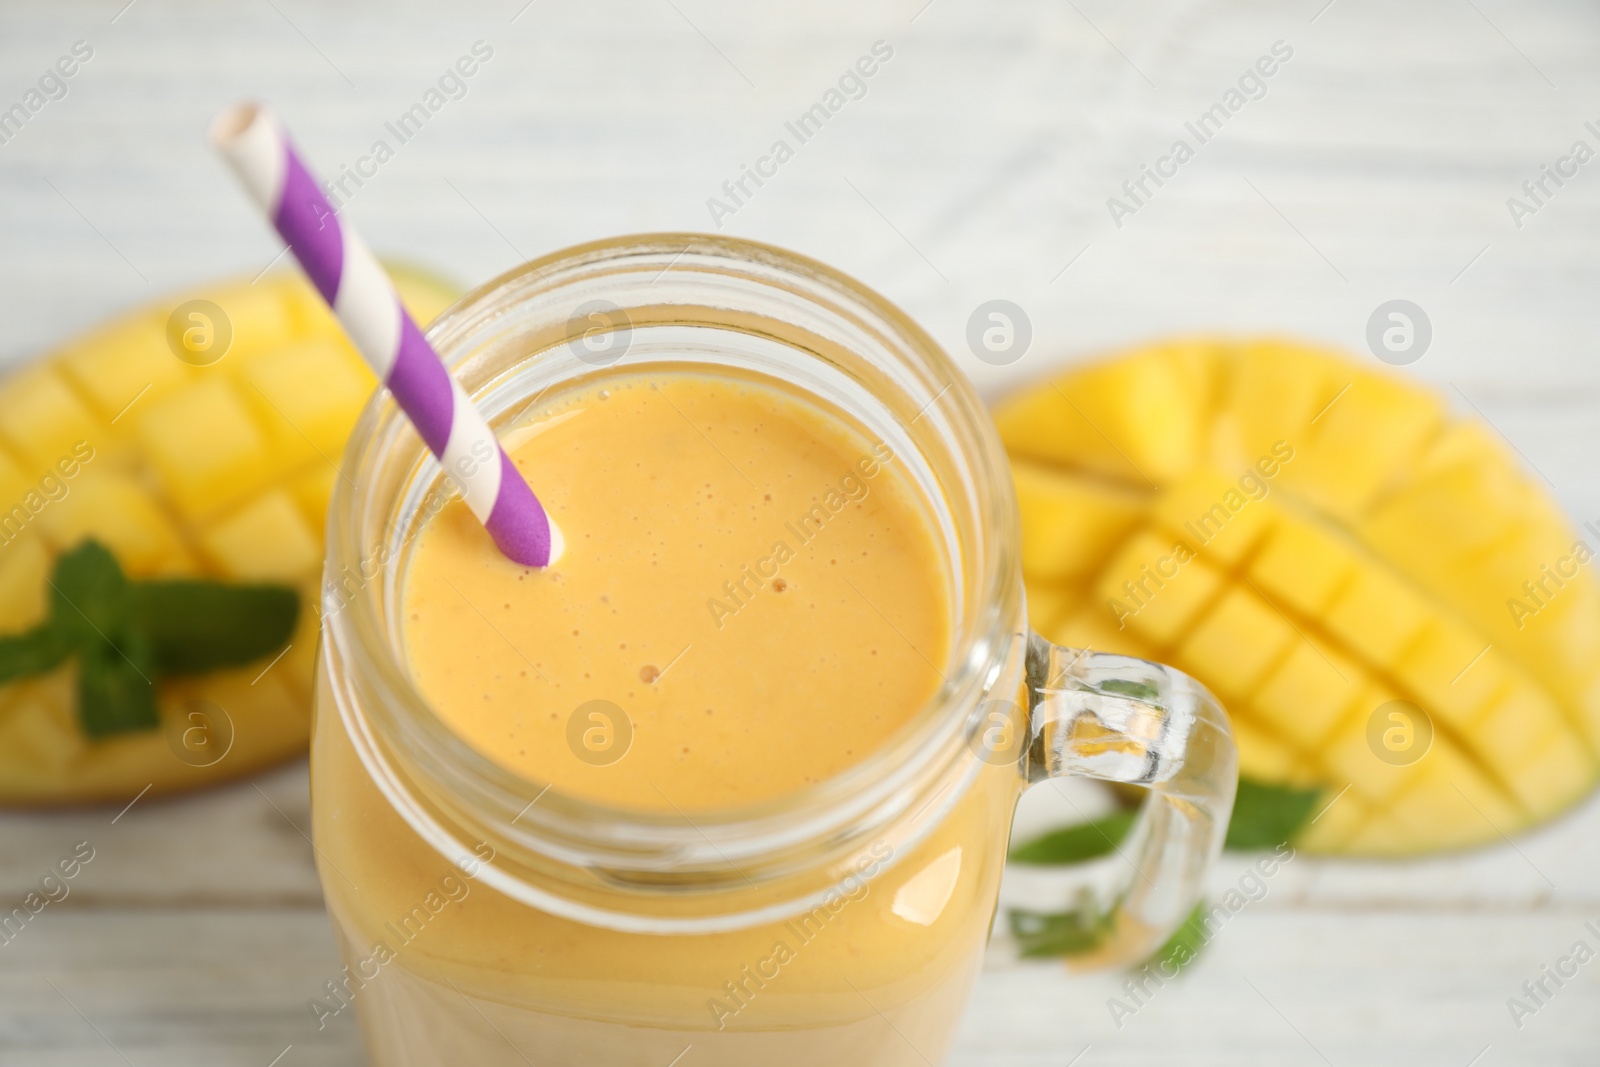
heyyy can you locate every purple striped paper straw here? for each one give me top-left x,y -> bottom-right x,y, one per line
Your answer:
209,102 -> 560,567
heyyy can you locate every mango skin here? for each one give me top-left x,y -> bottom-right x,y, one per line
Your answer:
0,267 -> 457,806
1001,339 -> 1600,855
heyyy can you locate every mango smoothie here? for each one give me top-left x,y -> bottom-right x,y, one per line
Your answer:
311,367 -> 1022,1064
404,369 -> 946,810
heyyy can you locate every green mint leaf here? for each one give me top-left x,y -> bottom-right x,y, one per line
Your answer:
0,624 -> 70,685
1225,777 -> 1322,851
49,540 -> 129,644
1007,904 -> 1115,958
129,580 -> 298,675
77,630 -> 158,738
1099,678 -> 1160,701
0,539 -> 300,738
1145,901 -> 1209,975
1008,809 -> 1136,865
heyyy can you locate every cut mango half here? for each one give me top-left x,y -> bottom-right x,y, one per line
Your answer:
0,266 -> 457,805
1002,339 -> 1600,854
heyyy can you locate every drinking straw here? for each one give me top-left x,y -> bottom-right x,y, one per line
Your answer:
209,102 -> 560,567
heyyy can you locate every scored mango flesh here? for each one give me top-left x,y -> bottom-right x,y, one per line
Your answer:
0,267 -> 456,805
1001,339 -> 1600,855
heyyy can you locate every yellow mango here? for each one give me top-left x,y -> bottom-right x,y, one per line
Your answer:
243,338 -> 376,478
1173,586 -> 1297,705
0,264 -> 459,807
1004,338 -> 1600,854
1384,740 -> 1519,851
0,674 -> 87,774
1393,621 -> 1505,730
1471,683 -> 1567,785
996,343 -> 1213,484
1012,459 -> 1147,582
1319,691 -> 1412,805
1248,510 -> 1360,617
199,491 -> 321,583
1095,530 -> 1224,648
201,281 -> 302,365
1360,463 -> 1527,590
1279,371 -> 1444,520
1509,732 -> 1595,815
1295,788 -> 1365,853
1411,421 -> 1505,479
1252,636 -> 1362,749
1041,604 -> 1154,660
1322,566 -> 1433,670
1151,467 -> 1278,566
1229,712 -> 1300,782
0,367 -> 101,472
36,473 -> 186,576
288,465 -> 339,534
1340,813 -> 1418,856
137,378 -> 275,520
0,534 -> 51,631
0,447 -> 36,527
56,310 -> 193,421
1223,339 -> 1342,460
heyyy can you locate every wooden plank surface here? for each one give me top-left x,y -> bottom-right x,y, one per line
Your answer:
2,0 -> 1599,1063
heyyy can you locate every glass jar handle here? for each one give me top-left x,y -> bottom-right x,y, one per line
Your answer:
1021,631 -> 1238,965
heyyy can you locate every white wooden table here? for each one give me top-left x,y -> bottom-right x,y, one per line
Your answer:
2,1 -> 1598,1063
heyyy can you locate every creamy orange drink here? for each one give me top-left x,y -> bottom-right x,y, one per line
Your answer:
405,370 -> 945,811
314,367 -> 1014,1063
310,235 -> 1236,1066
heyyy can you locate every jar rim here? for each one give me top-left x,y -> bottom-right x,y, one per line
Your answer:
321,233 -> 1022,929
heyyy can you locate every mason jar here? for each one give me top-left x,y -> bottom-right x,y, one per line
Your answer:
312,234 -> 1236,1066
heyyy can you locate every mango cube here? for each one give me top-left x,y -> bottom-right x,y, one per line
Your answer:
137,378 -> 273,520
57,310 -> 192,419
36,473 -> 185,576
1095,529 -> 1224,648
1324,566 -> 1432,669
199,490 -> 321,582
1393,620 -> 1505,730
996,346 -> 1212,484
0,534 -> 51,631
1253,636 -> 1362,748
0,368 -> 100,473
1152,468 -> 1277,566
203,282 -> 301,365
288,464 -> 340,535
1385,739 -> 1523,850
1248,511 -> 1359,616
1012,459 -> 1147,582
1174,586 -> 1298,704
1320,694 -> 1412,805
1509,733 -> 1595,814
0,447 -> 35,518
243,338 -> 375,477
1224,339 -> 1339,460
1281,371 -> 1443,519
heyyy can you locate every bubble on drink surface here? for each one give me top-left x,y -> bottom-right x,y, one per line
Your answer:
567,699 -> 633,766
164,698 -> 235,768
166,299 -> 233,366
